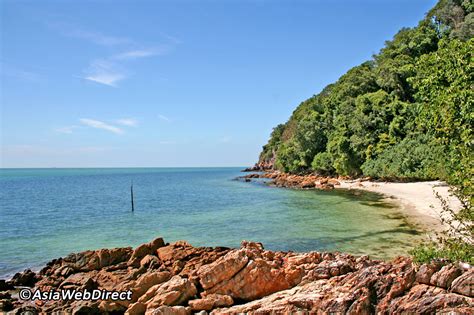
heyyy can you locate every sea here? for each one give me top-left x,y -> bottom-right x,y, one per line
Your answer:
0,167 -> 425,278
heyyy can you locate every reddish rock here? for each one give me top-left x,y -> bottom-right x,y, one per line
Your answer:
62,247 -> 132,272
5,237 -> 473,314
416,263 -> 441,284
138,276 -> 197,310
128,237 -> 165,267
451,269 -> 474,297
157,242 -> 194,262
205,256 -> 304,301
197,250 -> 249,290
430,264 -> 463,289
188,294 -> 233,311
146,305 -> 190,315
126,302 -> 146,315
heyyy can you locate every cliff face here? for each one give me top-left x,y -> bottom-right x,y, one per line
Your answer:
2,237 -> 473,314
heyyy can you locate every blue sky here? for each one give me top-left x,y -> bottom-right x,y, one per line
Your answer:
1,0 -> 436,168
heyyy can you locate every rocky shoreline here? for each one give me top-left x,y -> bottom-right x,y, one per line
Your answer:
1,237 -> 472,314
239,170 -> 353,190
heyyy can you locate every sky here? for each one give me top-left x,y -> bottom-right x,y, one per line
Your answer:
1,0 -> 437,168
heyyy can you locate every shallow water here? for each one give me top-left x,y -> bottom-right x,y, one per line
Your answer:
0,167 -> 425,278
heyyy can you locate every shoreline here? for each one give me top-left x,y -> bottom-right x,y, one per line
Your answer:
241,171 -> 462,233
337,179 -> 462,233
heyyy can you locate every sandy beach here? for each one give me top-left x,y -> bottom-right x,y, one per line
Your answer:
338,180 -> 463,232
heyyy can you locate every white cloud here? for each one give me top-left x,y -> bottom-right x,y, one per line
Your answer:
112,49 -> 157,60
116,118 -> 138,127
54,126 -> 78,134
158,114 -> 171,122
79,118 -> 124,134
83,59 -> 125,87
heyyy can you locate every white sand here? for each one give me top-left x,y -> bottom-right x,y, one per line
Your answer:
337,180 -> 463,232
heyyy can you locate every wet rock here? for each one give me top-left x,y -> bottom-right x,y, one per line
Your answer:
0,279 -> 14,291
10,269 -> 39,287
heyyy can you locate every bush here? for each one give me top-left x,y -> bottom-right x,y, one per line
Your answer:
311,152 -> 334,175
410,189 -> 473,264
361,134 -> 446,180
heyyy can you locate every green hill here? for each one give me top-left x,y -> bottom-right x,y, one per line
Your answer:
259,0 -> 473,199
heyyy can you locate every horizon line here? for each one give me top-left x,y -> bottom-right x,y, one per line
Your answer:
0,166 -> 250,169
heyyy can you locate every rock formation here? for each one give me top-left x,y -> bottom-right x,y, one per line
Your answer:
1,237 -> 472,314
239,171 -> 345,190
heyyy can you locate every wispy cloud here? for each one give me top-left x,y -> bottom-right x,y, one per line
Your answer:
116,118 -> 138,127
158,114 -> 171,122
159,140 -> 176,145
54,125 -> 78,134
82,59 -> 125,87
112,49 -> 158,60
79,118 -> 124,134
50,22 -> 180,87
63,28 -> 131,46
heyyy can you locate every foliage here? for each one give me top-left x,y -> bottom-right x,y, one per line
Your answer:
259,0 -> 473,187
410,240 -> 474,264
410,190 -> 473,264
361,134 -> 447,181
311,152 -> 334,175
257,0 -> 473,262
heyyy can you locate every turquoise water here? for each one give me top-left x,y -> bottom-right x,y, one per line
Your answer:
0,168 -> 424,278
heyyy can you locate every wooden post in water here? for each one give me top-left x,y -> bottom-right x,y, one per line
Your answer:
131,181 -> 135,212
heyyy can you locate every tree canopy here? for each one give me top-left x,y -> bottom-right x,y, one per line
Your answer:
259,0 -> 473,200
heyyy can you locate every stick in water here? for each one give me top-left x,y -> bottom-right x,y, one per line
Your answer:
131,181 -> 135,212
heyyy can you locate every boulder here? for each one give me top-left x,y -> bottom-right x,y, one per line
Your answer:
63,247 -> 132,271
0,280 -> 14,291
139,276 -> 197,309
416,263 -> 441,284
430,264 -> 462,289
197,250 -> 248,290
145,306 -> 190,315
9,269 -> 39,287
128,237 -> 165,267
451,269 -> 474,297
188,294 -> 233,311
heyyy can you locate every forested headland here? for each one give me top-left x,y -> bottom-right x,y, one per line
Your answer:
258,0 -> 473,262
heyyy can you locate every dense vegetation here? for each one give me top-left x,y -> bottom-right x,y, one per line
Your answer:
259,0 -> 473,262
